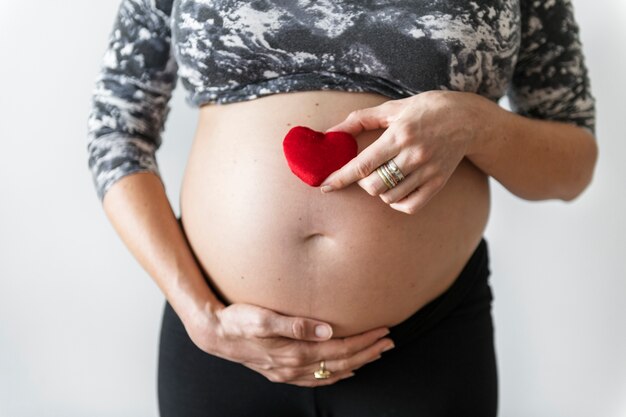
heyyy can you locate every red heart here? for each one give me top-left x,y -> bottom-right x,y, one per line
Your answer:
282,126 -> 358,187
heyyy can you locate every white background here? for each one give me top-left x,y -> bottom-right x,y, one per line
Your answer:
1,1 -> 624,416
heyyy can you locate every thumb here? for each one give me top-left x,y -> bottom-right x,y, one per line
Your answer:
270,313 -> 334,341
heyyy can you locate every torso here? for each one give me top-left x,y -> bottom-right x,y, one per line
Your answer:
173,0 -> 512,333
180,90 -> 490,337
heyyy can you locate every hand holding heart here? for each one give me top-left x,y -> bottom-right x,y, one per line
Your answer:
283,126 -> 358,187
316,90 -> 491,215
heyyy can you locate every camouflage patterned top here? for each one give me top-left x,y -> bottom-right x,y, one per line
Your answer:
86,0 -> 596,202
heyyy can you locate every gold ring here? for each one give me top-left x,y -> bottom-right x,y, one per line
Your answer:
381,163 -> 398,187
313,360 -> 332,379
376,165 -> 396,190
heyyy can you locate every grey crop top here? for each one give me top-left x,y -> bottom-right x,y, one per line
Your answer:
86,0 -> 596,202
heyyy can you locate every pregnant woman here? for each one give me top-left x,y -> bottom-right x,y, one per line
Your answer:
86,1 -> 597,416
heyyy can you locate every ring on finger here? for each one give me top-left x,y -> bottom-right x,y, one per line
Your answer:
313,360 -> 332,379
376,158 -> 405,190
376,165 -> 396,190
385,159 -> 405,183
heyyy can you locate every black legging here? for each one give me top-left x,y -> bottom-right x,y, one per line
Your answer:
158,220 -> 498,416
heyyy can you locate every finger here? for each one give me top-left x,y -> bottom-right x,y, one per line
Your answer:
356,154 -> 400,196
245,363 -> 355,387
378,170 -> 423,205
324,103 -> 398,137
265,326 -> 391,370
389,176 -> 446,215
356,145 -> 431,197
303,326 -> 391,363
378,163 -> 438,204
320,336 -> 395,374
258,310 -> 334,341
283,336 -> 394,386
320,127 -> 400,192
217,305 -> 330,341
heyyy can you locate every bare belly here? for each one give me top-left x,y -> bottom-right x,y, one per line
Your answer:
180,90 -> 490,337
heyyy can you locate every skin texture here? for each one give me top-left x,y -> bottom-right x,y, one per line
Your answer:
102,89 -> 596,387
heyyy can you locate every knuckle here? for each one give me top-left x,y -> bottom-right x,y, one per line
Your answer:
265,372 -> 285,383
292,349 -> 308,366
360,177 -> 380,196
282,367 -> 300,380
283,352 -> 305,368
347,109 -> 363,120
337,341 -> 352,358
291,319 -> 307,339
336,358 -> 350,371
427,161 -> 441,175
407,147 -> 427,165
354,160 -> 372,179
251,325 -> 269,338
250,315 -> 270,337
394,124 -> 413,144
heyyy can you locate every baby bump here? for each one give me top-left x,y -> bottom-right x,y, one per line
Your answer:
179,91 -> 490,337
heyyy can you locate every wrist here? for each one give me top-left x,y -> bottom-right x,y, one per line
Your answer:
465,94 -> 506,158
184,298 -> 224,339
167,279 -> 227,355
167,272 -> 225,331
178,293 -> 226,353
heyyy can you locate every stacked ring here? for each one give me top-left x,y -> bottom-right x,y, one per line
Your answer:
386,159 -> 405,182
376,159 -> 405,190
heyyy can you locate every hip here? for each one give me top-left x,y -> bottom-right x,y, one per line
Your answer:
158,238 -> 498,416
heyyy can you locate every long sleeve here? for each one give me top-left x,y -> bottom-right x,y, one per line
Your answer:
506,0 -> 596,135
86,0 -> 177,203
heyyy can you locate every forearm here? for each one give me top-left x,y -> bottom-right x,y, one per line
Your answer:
102,171 -> 224,326
467,97 -> 598,201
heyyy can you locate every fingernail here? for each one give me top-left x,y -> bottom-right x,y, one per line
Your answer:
320,185 -> 333,193
382,342 -> 395,352
315,325 -> 331,339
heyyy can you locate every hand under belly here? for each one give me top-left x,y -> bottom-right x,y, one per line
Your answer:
180,90 -> 490,337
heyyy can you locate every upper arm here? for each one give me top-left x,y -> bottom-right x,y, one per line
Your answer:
86,0 -> 177,203
506,0 -> 596,136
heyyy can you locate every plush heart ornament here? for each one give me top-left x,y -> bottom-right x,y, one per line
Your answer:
282,126 -> 358,186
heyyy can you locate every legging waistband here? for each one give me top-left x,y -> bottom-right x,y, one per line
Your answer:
387,238 -> 490,349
